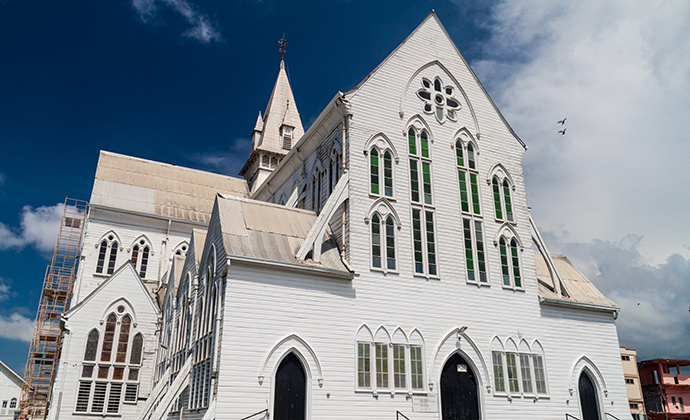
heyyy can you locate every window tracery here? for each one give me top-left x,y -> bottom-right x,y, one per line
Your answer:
75,310 -> 141,414
417,77 -> 461,123
130,238 -> 151,279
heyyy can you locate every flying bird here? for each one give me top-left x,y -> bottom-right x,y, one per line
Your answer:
558,118 -> 567,125
558,128 -> 566,135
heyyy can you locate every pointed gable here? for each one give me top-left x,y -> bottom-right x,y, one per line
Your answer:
258,60 -> 305,152
346,11 -> 526,149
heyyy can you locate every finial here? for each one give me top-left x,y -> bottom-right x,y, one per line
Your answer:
278,35 -> 289,61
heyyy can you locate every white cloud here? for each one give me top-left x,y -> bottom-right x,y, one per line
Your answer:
0,278 -> 10,302
472,0 -> 690,263
132,0 -> 221,43
0,313 -> 34,342
0,203 -> 64,254
543,230 -> 690,361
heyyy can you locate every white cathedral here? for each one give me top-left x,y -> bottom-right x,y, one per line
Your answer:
47,13 -> 630,420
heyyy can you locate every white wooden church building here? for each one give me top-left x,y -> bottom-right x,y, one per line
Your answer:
48,13 -> 630,420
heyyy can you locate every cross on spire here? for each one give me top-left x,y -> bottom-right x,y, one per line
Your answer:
278,36 -> 289,60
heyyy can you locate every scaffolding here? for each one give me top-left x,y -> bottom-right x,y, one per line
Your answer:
20,198 -> 88,420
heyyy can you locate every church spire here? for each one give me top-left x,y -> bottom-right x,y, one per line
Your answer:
239,44 -> 305,193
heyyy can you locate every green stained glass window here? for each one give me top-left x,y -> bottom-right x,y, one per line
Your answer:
500,238 -> 510,286
470,173 -> 480,215
475,221 -> 487,283
492,177 -> 503,219
410,160 -> 420,203
458,171 -> 469,213
503,179 -> 513,222
408,127 -> 417,155
511,239 -> 521,288
384,151 -> 393,197
463,219 -> 474,281
421,131 -> 429,158
371,214 -> 381,268
422,162 -> 432,205
370,149 -> 379,195
455,140 -> 464,167
426,211 -> 436,276
386,217 -> 396,270
412,210 -> 424,274
468,143 -> 476,169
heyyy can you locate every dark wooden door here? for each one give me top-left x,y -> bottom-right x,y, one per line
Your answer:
274,353 -> 306,420
579,371 -> 600,420
440,353 -> 480,420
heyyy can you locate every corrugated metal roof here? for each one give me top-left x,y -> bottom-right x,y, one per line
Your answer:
91,151 -> 249,224
535,251 -> 617,308
216,194 -> 348,274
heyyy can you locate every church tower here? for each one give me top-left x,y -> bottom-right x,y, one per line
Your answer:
239,58 -> 305,193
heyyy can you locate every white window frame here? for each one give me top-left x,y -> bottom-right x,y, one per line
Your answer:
94,233 -> 120,276
369,212 -> 398,273
410,208 -> 438,278
368,145 -> 396,199
462,217 -> 488,286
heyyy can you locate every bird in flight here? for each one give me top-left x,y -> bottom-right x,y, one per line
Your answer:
557,118 -> 567,125
558,128 -> 566,135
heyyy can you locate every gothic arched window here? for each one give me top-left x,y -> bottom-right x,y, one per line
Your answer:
76,310 -> 141,414
499,235 -> 522,289
130,239 -> 151,279
96,234 -> 119,275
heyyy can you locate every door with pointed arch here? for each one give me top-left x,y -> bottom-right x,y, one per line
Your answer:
274,353 -> 306,420
578,370 -> 601,420
440,353 -> 480,420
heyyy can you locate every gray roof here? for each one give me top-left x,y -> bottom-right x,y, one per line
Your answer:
91,151 -> 249,224
535,251 -> 618,308
216,195 -> 349,275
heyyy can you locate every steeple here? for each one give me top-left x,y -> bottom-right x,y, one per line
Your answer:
240,57 -> 305,193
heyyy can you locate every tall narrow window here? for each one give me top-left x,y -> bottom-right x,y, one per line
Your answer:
492,351 -> 506,393
469,174 -> 480,215
410,346 -> 423,390
139,246 -> 149,278
312,169 -> 322,213
371,214 -> 381,268
458,171 -> 469,213
101,314 -> 117,362
492,177 -> 503,220
393,345 -> 406,389
383,151 -> 393,197
455,140 -> 464,166
408,127 -> 416,155
500,238 -> 510,287
426,212 -> 437,276
503,180 -> 514,222
357,343 -> 371,388
463,219 -> 475,281
115,316 -> 131,363
467,143 -> 476,169
96,241 -> 108,274
413,210 -> 424,274
410,160 -> 420,203
520,354 -> 533,394
375,344 -> 389,388
385,216 -> 396,270
506,353 -> 520,393
511,239 -> 522,288
84,330 -> 99,361
107,242 -> 118,274
533,355 -> 547,395
409,125 -> 435,276
370,149 -> 380,195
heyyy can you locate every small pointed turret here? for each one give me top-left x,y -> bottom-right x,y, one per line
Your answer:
240,58 -> 305,193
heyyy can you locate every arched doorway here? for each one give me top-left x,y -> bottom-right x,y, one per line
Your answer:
274,353 -> 306,420
578,370 -> 601,420
440,353 -> 480,420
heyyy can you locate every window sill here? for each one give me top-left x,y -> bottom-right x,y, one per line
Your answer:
413,273 -> 440,281
93,272 -> 110,278
370,267 -> 399,275
467,281 -> 490,288
501,285 -> 525,292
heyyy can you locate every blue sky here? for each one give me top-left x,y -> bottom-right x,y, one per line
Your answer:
1,0 -> 689,374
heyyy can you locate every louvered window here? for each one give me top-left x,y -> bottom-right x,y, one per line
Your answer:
107,384 -> 122,413
75,382 -> 91,412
